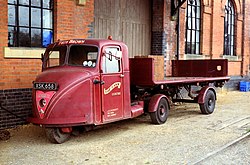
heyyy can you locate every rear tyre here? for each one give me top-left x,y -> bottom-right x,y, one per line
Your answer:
150,98 -> 169,124
45,128 -> 70,144
199,90 -> 216,114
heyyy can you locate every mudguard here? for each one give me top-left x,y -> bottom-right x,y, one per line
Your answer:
148,94 -> 170,113
198,86 -> 217,104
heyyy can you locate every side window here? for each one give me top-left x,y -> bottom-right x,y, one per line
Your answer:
102,47 -> 121,73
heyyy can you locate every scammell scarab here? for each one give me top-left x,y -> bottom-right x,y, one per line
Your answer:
28,38 -> 229,143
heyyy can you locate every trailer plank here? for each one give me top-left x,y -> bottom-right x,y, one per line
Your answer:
130,58 -> 230,86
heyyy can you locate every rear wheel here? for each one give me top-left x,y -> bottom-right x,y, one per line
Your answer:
150,98 -> 169,124
199,90 -> 216,114
45,128 -> 70,144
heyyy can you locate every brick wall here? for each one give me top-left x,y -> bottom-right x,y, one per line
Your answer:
54,0 -> 94,40
0,88 -> 32,129
151,0 -> 165,55
0,0 -> 8,88
177,0 -> 250,77
151,0 -> 176,76
163,0 -> 176,76
243,0 -> 250,75
0,0 -> 95,90
0,0 -> 94,129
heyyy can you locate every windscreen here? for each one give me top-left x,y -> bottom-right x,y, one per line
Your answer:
44,45 -> 98,68
68,45 -> 98,67
44,45 -> 67,68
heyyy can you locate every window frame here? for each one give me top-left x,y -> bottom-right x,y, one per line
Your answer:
185,0 -> 201,55
223,0 -> 236,56
8,0 -> 54,48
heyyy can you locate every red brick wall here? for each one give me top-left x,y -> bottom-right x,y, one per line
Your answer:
0,0 -> 94,90
202,3 -> 212,56
163,0 -> 176,76
243,0 -> 250,75
0,0 -> 41,90
0,1 -> 41,90
0,0 -> 8,88
177,0 -> 250,76
151,0 -> 176,76
54,0 -> 94,40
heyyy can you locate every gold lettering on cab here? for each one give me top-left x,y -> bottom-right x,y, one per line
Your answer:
107,108 -> 118,117
112,92 -> 121,96
104,82 -> 121,95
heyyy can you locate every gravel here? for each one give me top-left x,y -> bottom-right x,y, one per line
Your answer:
0,90 -> 249,165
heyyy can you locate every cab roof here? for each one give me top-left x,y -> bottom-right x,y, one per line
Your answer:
48,38 -> 126,48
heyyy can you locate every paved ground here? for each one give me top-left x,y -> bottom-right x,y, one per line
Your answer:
0,90 -> 249,165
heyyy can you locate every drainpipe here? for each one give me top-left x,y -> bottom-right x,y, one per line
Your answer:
241,0 -> 245,76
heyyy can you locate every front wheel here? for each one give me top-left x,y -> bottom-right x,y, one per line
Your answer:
199,90 -> 216,114
45,128 -> 71,144
150,98 -> 169,124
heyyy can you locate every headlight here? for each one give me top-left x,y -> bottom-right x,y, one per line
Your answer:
39,98 -> 46,107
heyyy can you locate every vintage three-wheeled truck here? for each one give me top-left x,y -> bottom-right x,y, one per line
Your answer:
28,38 -> 230,143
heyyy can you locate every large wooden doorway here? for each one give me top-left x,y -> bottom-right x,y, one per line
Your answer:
94,0 -> 151,57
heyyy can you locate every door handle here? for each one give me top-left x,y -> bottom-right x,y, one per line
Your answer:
93,79 -> 105,85
120,74 -> 124,78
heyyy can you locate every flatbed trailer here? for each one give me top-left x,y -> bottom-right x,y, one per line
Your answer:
28,38 -> 230,143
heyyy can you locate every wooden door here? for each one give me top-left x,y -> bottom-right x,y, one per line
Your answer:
94,0 -> 151,57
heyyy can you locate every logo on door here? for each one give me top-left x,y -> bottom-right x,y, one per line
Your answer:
104,82 -> 121,95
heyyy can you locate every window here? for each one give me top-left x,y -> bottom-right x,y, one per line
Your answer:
44,45 -> 98,68
224,0 -> 236,56
185,0 -> 201,54
102,48 -> 121,73
8,0 -> 53,48
68,45 -> 98,67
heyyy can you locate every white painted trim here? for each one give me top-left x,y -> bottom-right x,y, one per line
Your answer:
4,47 -> 46,59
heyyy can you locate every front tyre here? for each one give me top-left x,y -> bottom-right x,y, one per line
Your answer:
150,98 -> 169,124
199,90 -> 216,114
45,128 -> 70,144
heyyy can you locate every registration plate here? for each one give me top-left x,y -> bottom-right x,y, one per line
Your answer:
33,82 -> 58,91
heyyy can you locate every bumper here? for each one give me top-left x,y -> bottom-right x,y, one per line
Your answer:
27,117 -> 87,126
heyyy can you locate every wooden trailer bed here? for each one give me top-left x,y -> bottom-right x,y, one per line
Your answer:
129,58 -> 230,86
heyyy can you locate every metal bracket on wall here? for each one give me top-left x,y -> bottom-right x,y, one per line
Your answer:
171,0 -> 187,16
0,101 -> 27,122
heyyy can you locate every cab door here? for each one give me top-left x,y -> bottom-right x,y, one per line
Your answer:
100,47 -> 124,122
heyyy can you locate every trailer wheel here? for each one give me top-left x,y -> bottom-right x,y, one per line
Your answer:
199,90 -> 216,114
45,128 -> 70,144
150,98 -> 169,124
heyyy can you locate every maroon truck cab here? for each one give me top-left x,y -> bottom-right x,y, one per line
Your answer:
28,39 -> 145,143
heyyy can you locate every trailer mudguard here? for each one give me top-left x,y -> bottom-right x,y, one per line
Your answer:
197,86 -> 217,104
148,94 -> 170,113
